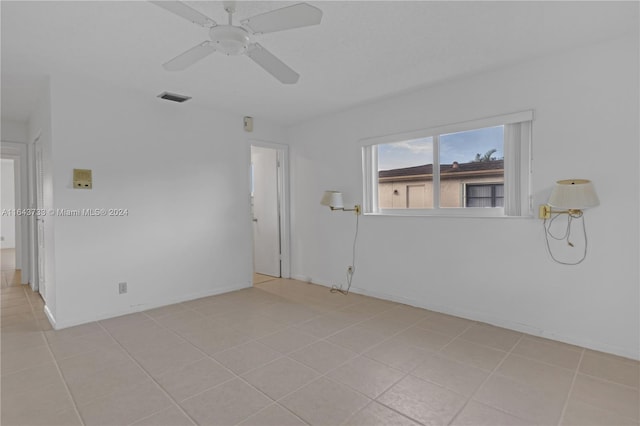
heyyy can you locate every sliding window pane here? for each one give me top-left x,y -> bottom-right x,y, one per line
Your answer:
377,137 -> 433,209
439,126 -> 504,208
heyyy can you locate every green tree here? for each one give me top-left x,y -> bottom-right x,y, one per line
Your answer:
473,148 -> 497,162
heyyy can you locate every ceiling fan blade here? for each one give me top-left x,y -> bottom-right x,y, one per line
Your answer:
241,3 -> 322,34
150,1 -> 216,28
246,44 -> 299,84
163,41 -> 216,71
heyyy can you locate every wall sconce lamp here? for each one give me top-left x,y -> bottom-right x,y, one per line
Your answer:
539,179 -> 599,265
539,179 -> 600,219
320,191 -> 361,215
320,190 -> 361,295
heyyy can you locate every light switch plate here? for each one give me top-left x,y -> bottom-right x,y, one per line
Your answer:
243,116 -> 253,132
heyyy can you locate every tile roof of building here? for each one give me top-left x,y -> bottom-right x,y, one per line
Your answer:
379,159 -> 504,178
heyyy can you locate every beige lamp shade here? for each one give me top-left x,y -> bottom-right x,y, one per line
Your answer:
548,179 -> 600,210
320,191 -> 344,209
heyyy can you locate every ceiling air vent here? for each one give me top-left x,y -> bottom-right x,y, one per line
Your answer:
157,92 -> 191,103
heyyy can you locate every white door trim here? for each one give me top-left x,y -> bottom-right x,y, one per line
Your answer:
248,140 -> 291,279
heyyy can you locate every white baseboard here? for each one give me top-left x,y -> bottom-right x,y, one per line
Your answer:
43,304 -> 56,329
303,276 -> 639,361
52,282 -> 251,330
292,274 -> 312,283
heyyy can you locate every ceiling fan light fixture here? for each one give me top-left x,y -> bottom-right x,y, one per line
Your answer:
209,25 -> 252,56
154,1 -> 323,83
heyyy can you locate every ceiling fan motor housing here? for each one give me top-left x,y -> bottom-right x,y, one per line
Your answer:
209,25 -> 252,56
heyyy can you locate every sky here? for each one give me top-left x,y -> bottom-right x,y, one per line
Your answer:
378,126 -> 504,171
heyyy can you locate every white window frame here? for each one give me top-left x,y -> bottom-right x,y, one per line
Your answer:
360,110 -> 533,218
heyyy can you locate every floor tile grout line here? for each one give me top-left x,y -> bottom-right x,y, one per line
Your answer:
280,346 -> 405,401
436,322 -> 477,353
271,401 -> 313,426
453,334 -> 519,353
57,357 -> 159,410
301,319 -> 449,424
141,299 -> 313,363
160,293 -> 415,373
583,351 -> 640,367
441,328 -> 621,381
244,401 -> 311,426
249,285 -> 485,423
166,286 -> 640,426
503,349 -> 583,373
273,312 -> 433,374
95,321 -> 200,426
372,371 -> 436,426
266,374 -> 374,423
137,308 -> 313,426
251,308 -> 462,378
286,343 -> 360,377
140,296 -> 389,425
340,398 -> 418,426
557,348 -> 585,426
446,333 -> 528,426
368,325 -> 482,426
10,281 -> 639,426
571,370 -> 640,391
186,357 -> 312,426
22,284 -> 86,425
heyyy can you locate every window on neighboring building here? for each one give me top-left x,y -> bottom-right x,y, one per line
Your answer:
465,183 -> 504,208
361,111 -> 533,217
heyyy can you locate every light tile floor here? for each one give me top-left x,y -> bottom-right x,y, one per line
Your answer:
253,273 -> 278,285
1,248 -> 22,289
1,278 -> 638,426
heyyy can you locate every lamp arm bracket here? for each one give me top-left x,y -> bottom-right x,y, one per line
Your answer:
538,204 -> 583,219
331,205 -> 361,215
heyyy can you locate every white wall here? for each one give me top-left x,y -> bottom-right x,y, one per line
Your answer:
1,118 -> 28,143
287,35 -> 639,359
45,75 -> 285,328
1,159 -> 16,248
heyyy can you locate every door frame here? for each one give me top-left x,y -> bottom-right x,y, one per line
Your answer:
248,140 -> 291,279
32,135 -> 45,296
1,141 -> 30,286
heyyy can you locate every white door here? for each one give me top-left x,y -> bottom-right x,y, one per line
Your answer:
251,146 -> 280,277
34,140 -> 46,300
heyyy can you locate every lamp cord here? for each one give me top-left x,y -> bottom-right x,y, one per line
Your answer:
330,212 -> 360,295
543,212 -> 588,265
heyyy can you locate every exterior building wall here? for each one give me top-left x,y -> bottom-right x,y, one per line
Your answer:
379,173 -> 503,209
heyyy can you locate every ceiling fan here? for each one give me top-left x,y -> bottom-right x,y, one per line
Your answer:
151,1 -> 322,84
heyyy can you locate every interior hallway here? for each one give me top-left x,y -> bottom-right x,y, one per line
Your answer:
1,248 -> 21,289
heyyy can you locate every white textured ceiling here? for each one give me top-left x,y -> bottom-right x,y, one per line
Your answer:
1,1 -> 637,125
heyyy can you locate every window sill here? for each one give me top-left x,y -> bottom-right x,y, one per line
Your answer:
365,208 -> 533,218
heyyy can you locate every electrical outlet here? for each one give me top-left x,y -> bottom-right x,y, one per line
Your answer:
118,282 -> 127,294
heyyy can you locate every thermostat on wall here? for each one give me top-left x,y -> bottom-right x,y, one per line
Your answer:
73,169 -> 92,189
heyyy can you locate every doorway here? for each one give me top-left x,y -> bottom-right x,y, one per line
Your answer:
250,142 -> 290,285
0,142 -> 29,289
1,159 -> 20,288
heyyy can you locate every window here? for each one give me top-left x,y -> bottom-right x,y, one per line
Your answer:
465,183 -> 504,208
361,111 -> 532,217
